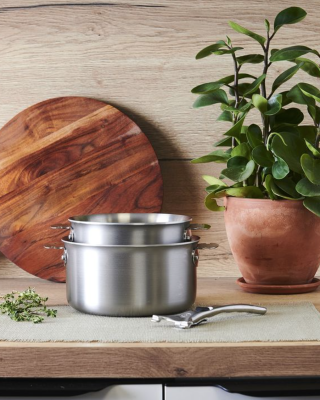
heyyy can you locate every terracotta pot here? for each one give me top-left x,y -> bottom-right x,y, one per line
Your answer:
224,197 -> 320,285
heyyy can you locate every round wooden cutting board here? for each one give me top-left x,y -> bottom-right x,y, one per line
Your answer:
0,97 -> 163,282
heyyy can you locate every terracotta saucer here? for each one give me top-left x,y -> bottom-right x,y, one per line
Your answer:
236,277 -> 320,295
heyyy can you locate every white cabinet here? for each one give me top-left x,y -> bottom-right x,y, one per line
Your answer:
93,384 -> 163,399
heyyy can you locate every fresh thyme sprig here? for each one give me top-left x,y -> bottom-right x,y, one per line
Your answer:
0,288 -> 57,323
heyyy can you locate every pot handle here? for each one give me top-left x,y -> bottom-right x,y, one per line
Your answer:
191,304 -> 267,325
51,225 -> 70,230
185,224 -> 211,240
189,223 -> 211,230
51,225 -> 74,241
192,242 -> 219,266
44,244 -> 64,250
44,245 -> 67,265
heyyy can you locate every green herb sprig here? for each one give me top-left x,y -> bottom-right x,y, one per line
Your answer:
0,288 -> 57,323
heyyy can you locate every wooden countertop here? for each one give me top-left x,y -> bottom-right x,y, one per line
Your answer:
0,277 -> 320,378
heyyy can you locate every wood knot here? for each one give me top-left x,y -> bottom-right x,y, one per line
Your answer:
174,367 -> 188,377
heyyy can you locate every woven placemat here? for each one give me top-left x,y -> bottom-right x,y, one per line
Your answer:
0,302 -> 320,343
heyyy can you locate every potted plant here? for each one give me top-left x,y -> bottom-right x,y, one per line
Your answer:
191,6 -> 320,293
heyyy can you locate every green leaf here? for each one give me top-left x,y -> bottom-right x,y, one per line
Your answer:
243,75 -> 266,96
212,47 -> 244,55
291,58 -> 320,78
224,115 -> 246,140
224,100 -> 252,114
265,94 -> 282,116
298,83 -> 320,103
280,91 -> 293,106
307,104 -> 320,125
202,175 -> 227,187
305,139 -> 320,157
227,156 -> 248,168
196,42 -> 226,59
264,175 -> 277,200
218,73 -> 257,84
273,177 -> 302,199
231,142 -> 251,160
272,156 -> 289,179
217,110 -> 233,122
246,124 -> 263,148
221,158 -> 255,182
265,19 -> 270,33
192,74 -> 258,94
213,137 -> 232,147
270,46 -> 319,62
191,82 -> 223,94
236,54 -> 264,65
228,21 -> 266,46
252,145 -> 274,167
191,149 -> 230,164
226,186 -> 264,198
193,89 -> 229,108
296,177 -> 320,197
205,193 -> 225,211
273,108 -> 304,127
303,197 -> 320,217
271,63 -> 303,93
287,84 -> 315,105
272,132 -> 307,173
297,126 -> 317,142
205,184 -> 223,194
270,178 -> 292,199
274,7 -> 307,32
266,132 -> 287,151
205,184 -> 227,195
301,154 -> 320,184
262,167 -> 272,180
252,94 -> 268,113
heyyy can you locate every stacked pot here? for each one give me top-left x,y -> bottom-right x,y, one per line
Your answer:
48,213 -> 216,317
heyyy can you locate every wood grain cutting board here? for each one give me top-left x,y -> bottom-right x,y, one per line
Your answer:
0,97 -> 163,282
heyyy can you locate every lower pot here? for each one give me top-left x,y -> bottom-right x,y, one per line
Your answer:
46,236 -> 217,317
224,197 -> 320,285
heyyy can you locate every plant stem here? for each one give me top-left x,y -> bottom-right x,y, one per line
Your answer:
261,34 -> 272,145
230,45 -> 240,149
315,127 -> 320,149
254,165 -> 262,188
231,54 -> 240,108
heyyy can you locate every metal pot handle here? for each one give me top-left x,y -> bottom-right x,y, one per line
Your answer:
44,245 -> 67,265
189,223 -> 211,230
191,304 -> 267,325
51,225 -> 74,241
152,304 -> 267,329
192,242 -> 219,266
51,225 -> 70,230
184,224 -> 211,241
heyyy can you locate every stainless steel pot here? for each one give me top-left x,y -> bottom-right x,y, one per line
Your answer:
45,236 -> 218,317
51,213 -> 210,245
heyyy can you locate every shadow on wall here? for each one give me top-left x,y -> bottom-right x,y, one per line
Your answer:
101,99 -> 203,216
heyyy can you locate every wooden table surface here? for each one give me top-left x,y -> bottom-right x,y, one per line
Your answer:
0,276 -> 320,378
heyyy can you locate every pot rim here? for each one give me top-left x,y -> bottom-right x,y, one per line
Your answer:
61,235 -> 200,248
69,213 -> 193,226
225,197 -> 304,206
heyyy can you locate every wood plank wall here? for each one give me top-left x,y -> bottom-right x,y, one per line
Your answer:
0,0 -> 319,280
